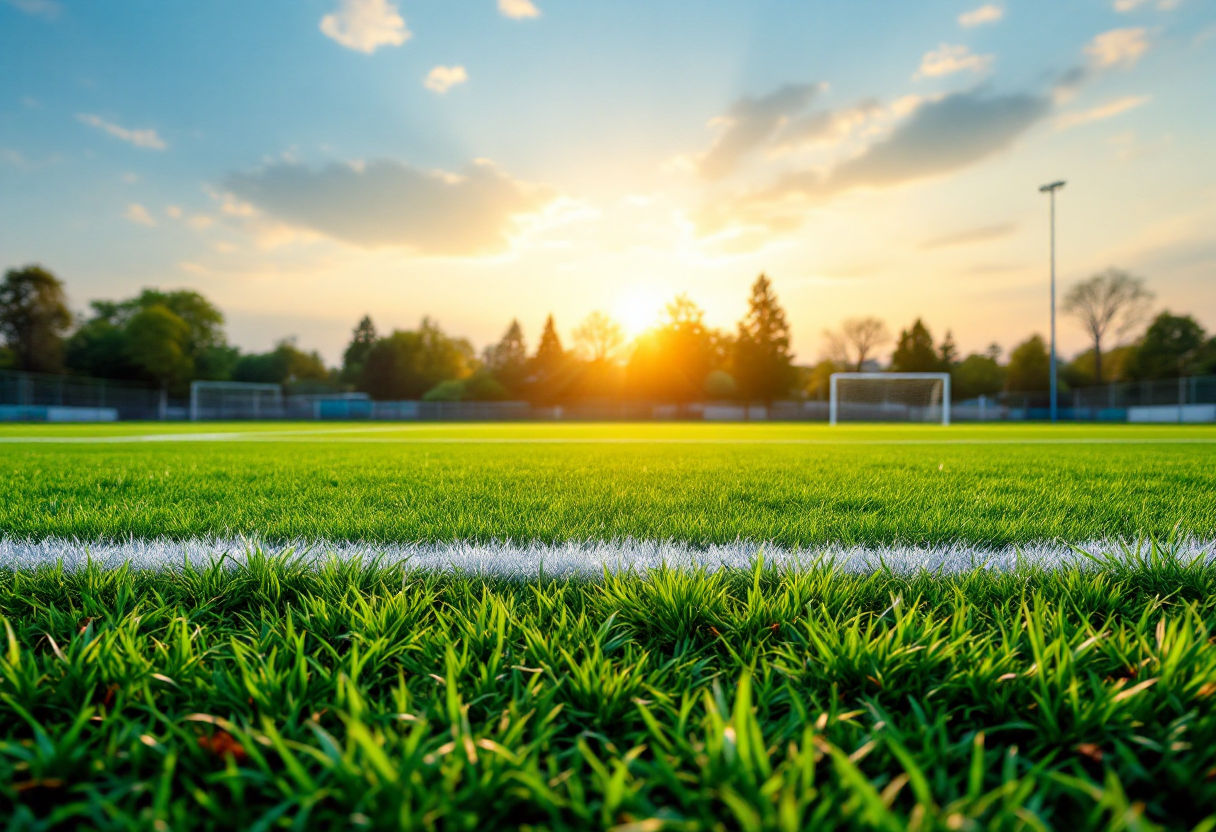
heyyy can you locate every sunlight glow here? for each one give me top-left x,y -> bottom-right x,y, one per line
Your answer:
613,289 -> 664,336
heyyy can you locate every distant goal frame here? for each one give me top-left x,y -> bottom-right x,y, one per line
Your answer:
189,381 -> 284,421
829,372 -> 951,426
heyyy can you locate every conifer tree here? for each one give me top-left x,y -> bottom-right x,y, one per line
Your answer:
342,315 -> 377,382
733,274 -> 795,404
891,318 -> 939,372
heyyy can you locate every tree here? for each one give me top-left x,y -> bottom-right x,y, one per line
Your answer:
1005,335 -> 1050,393
234,338 -> 329,385
572,311 -> 624,363
124,304 -> 192,390
823,317 -> 890,372
627,296 -> 719,403
342,315 -> 377,382
952,353 -> 1005,400
938,330 -> 958,368
1128,312 -> 1206,380
890,318 -> 939,372
358,319 -> 473,400
527,315 -> 572,404
1062,268 -> 1153,384
0,265 -> 72,373
486,319 -> 528,394
734,274 -> 795,403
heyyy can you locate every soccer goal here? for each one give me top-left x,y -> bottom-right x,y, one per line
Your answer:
189,381 -> 284,421
829,372 -> 951,426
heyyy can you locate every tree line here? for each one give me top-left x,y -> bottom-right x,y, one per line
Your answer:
2,264 -> 1213,404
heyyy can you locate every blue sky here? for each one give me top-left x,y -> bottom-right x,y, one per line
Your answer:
2,0 -> 1214,364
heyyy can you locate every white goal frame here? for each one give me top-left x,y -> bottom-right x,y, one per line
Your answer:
189,381 -> 283,421
829,372 -> 951,426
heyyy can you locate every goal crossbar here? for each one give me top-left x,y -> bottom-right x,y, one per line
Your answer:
829,372 -> 951,426
190,381 -> 284,421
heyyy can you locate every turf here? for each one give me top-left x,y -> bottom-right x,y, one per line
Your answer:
2,551 -> 1216,830
0,423 -> 1213,546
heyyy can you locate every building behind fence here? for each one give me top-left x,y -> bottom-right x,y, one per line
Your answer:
2,368 -> 1214,422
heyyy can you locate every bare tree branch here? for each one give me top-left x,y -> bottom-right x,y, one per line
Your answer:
1062,268 -> 1153,383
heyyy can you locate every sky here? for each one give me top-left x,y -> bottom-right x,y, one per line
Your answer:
1,0 -> 1214,366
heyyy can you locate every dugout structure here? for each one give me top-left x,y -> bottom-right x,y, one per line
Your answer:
829,372 -> 951,426
189,381 -> 284,421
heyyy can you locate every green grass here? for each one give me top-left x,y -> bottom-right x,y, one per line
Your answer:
2,552 -> 1216,830
0,422 -> 1213,545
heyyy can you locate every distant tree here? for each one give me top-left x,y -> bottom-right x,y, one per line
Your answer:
938,330 -> 958,368
627,296 -> 719,404
891,318 -> 939,372
823,317 -> 890,372
572,311 -> 624,363
359,319 -> 473,400
1005,335 -> 1050,393
124,304 -> 192,390
527,314 -> 572,404
703,369 -> 737,399
952,353 -> 1006,400
486,319 -> 528,395
1063,268 -> 1154,384
234,338 -> 329,385
1128,312 -> 1207,380
342,315 -> 378,383
0,265 -> 73,373
804,359 -> 839,401
733,274 -> 795,403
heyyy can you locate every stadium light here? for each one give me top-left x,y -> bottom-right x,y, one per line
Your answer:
1039,180 -> 1065,424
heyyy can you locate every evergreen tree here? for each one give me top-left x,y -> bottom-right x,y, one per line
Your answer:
487,319 -> 528,394
342,315 -> 378,382
891,318 -> 939,372
1005,335 -> 1050,392
938,330 -> 958,368
528,315 -> 571,404
733,274 -> 795,403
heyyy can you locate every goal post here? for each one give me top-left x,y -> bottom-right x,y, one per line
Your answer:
829,372 -> 951,426
189,381 -> 284,421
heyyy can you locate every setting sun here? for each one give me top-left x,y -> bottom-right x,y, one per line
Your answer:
613,289 -> 664,337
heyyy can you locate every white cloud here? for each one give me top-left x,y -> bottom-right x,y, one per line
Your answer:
1056,95 -> 1150,129
958,5 -> 1003,27
498,0 -> 541,19
320,0 -> 410,54
1085,28 -> 1150,68
424,65 -> 469,94
915,44 -> 994,78
78,114 -> 167,150
188,214 -> 215,230
1114,0 -> 1181,11
124,204 -> 156,226
3,0 -> 61,20
165,205 -> 183,219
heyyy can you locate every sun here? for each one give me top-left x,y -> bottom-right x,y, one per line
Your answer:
613,289 -> 663,337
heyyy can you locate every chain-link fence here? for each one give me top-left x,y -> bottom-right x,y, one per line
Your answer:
0,369 -> 164,421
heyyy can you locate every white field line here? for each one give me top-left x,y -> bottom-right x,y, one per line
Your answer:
1,432 -> 1215,446
0,537 -> 1212,577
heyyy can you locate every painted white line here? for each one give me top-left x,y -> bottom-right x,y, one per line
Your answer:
0,537 -> 1211,576
1,433 -> 1214,446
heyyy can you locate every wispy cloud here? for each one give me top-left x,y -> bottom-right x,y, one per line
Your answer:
1114,0 -> 1181,11
698,83 -> 824,180
1056,95 -> 1150,129
124,204 -> 156,226
223,158 -> 558,255
1085,28 -> 1150,68
915,44 -> 994,79
958,5 -> 1003,27
498,0 -> 541,20
921,223 -> 1018,250
320,0 -> 410,54
77,114 -> 167,150
425,65 -> 469,94
2,0 -> 61,20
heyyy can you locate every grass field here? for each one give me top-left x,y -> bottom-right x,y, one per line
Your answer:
0,422 -> 1214,545
2,421 -> 1216,830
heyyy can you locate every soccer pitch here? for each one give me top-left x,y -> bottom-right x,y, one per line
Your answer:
2,421 -> 1216,829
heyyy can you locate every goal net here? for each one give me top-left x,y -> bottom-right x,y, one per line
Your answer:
829,373 -> 951,425
190,381 -> 284,421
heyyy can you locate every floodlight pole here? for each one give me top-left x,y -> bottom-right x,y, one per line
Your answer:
1039,180 -> 1065,424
